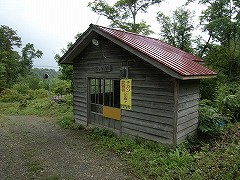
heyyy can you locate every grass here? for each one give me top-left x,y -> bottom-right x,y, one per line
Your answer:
1,99 -> 240,179
88,126 -> 240,179
0,98 -> 74,128
27,160 -> 44,174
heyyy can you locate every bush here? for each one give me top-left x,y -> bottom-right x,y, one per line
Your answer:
0,89 -> 25,102
12,83 -> 30,94
61,94 -> 73,106
223,94 -> 240,121
198,101 -> 228,136
58,112 -> 74,128
27,89 -> 48,100
215,83 -> 240,122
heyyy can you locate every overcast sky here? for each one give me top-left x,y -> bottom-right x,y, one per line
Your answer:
0,0 -> 203,70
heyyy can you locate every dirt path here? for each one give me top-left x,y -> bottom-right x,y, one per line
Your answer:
0,115 -> 133,180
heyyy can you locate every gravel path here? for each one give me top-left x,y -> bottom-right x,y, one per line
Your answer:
0,115 -> 133,180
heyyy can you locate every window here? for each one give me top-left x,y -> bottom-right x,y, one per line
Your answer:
90,78 -> 120,114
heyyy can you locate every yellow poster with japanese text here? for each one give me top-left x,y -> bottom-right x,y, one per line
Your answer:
120,79 -> 132,110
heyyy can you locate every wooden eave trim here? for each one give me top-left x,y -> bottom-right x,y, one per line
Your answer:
59,28 -> 98,64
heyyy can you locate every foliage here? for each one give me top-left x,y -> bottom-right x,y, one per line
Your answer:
55,43 -> 73,82
156,6 -> 195,53
215,83 -> 240,122
0,97 -> 73,119
0,89 -> 24,102
12,82 -> 30,94
187,0 -> 240,80
0,25 -> 43,90
51,79 -> 72,96
198,101 -> 228,136
88,0 -> 163,35
200,78 -> 218,100
60,94 -> 73,106
0,25 -> 22,89
58,111 -> 74,129
88,125 -> 240,179
89,128 -> 196,179
204,42 -> 240,81
20,43 -> 43,76
0,87 -> 49,102
27,89 -> 49,100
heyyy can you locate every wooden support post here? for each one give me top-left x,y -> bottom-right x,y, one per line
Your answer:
173,79 -> 179,148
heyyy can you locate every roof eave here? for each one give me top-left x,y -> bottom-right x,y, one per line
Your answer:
59,24 -> 98,64
182,74 -> 217,80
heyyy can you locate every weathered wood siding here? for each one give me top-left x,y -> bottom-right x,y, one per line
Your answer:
176,80 -> 200,144
73,35 -> 175,144
122,60 -> 175,144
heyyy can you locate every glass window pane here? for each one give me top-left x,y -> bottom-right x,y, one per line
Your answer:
91,104 -> 96,112
90,79 -> 96,85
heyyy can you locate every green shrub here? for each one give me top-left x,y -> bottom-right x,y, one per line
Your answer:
223,94 -> 240,121
51,79 -> 71,96
61,94 -> 73,106
27,89 -> 48,100
58,112 -> 74,128
29,98 -> 55,110
215,83 -> 240,122
0,89 -> 24,102
198,101 -> 228,136
12,83 -> 30,94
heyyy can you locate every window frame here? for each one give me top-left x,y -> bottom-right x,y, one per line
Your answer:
89,78 -> 120,114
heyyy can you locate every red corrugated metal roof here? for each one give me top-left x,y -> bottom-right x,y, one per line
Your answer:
96,25 -> 217,77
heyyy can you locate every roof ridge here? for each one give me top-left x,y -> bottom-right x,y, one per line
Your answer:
94,24 -> 202,61
95,24 -> 161,41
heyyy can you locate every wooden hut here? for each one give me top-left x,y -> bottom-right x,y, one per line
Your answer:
60,24 -> 217,146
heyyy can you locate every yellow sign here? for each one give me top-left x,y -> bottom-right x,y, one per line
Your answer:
120,79 -> 132,110
103,106 -> 121,121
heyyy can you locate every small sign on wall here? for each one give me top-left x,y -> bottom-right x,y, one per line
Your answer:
120,79 -> 132,110
94,64 -> 112,73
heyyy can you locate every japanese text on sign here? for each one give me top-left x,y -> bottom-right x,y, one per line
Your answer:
120,79 -> 132,110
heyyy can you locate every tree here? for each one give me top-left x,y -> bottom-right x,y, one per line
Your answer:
0,25 -> 22,89
156,7 -> 195,53
187,0 -> 240,80
0,25 -> 43,90
55,42 -> 73,81
0,25 -> 21,50
55,33 -> 82,81
20,43 -> 43,76
88,0 -> 163,35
